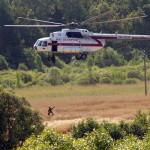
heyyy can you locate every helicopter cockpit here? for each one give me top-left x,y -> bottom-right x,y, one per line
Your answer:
33,37 -> 50,52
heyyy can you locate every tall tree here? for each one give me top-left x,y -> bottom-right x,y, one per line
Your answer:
0,88 -> 44,150
0,0 -> 23,68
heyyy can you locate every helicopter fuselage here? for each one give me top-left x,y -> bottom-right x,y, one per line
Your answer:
34,28 -> 150,56
34,28 -> 105,54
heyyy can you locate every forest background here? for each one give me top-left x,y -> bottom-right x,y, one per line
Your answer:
0,0 -> 150,88
0,0 -> 150,69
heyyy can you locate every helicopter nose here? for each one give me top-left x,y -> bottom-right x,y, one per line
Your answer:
33,44 -> 37,50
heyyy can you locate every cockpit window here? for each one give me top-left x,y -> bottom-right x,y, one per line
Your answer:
66,32 -> 83,38
38,41 -> 42,46
35,40 -> 40,45
42,41 -> 47,47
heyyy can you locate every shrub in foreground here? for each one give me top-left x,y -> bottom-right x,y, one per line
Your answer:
112,135 -> 140,150
102,121 -> 126,140
17,128 -> 74,150
129,110 -> 149,138
18,111 -> 150,150
86,127 -> 113,150
71,118 -> 99,138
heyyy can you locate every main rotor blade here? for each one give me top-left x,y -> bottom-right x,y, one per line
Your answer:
86,15 -> 148,25
4,24 -> 66,27
18,17 -> 64,25
80,11 -> 112,25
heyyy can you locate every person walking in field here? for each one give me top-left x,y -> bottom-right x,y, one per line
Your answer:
48,106 -> 55,116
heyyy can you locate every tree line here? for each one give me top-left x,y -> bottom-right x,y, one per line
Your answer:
0,0 -> 150,69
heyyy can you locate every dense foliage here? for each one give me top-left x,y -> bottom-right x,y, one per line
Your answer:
0,0 -> 150,68
17,111 -> 150,150
0,53 -> 149,88
0,88 -> 44,150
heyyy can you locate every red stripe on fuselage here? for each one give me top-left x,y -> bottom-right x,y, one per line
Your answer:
48,43 -> 103,47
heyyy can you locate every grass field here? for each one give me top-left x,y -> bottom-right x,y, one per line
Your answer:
14,82 -> 150,131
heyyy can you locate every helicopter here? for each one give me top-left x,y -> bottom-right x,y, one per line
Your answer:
4,13 -> 150,63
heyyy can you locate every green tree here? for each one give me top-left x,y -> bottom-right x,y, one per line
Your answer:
0,0 -> 23,68
0,88 -> 44,150
95,47 -> 125,67
0,55 -> 8,70
18,63 -> 28,71
17,128 -> 74,150
34,54 -> 44,72
86,54 -> 95,68
49,67 -> 63,85
16,71 -> 21,88
21,48 -> 36,69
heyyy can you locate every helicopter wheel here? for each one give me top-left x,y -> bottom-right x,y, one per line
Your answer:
75,54 -> 82,60
81,54 -> 87,60
48,56 -> 51,61
51,54 -> 56,63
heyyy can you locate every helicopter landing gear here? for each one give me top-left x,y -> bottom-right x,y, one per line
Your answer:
81,54 -> 87,60
48,54 -> 56,63
75,54 -> 87,60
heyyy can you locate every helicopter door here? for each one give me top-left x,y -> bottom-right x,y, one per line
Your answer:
52,41 -> 57,52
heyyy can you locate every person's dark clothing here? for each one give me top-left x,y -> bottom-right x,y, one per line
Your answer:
48,107 -> 54,116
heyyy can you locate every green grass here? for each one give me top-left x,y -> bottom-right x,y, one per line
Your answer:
14,82 -> 147,100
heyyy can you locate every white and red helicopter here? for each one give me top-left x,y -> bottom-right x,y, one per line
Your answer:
5,14 -> 150,63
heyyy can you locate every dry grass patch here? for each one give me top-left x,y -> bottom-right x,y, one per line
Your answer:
14,83 -> 150,131
29,95 -> 150,121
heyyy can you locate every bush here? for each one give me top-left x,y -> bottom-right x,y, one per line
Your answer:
86,127 -> 113,150
146,70 -> 150,80
127,70 -> 143,80
18,63 -> 28,71
140,132 -> 150,149
99,76 -> 111,84
129,110 -> 149,138
17,128 -> 73,150
61,73 -> 70,83
113,135 -> 140,150
94,47 -> 125,68
22,48 -> 36,69
0,78 -> 16,88
19,71 -> 32,83
112,71 -> 126,80
124,78 -> 140,84
102,121 -> 125,140
71,118 -> 99,138
77,71 -> 97,85
118,120 -> 130,135
0,55 -> 8,70
99,71 -> 113,79
111,79 -> 123,84
34,54 -> 45,72
48,67 -> 64,86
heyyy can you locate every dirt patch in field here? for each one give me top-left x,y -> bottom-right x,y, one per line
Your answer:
29,94 -> 150,131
